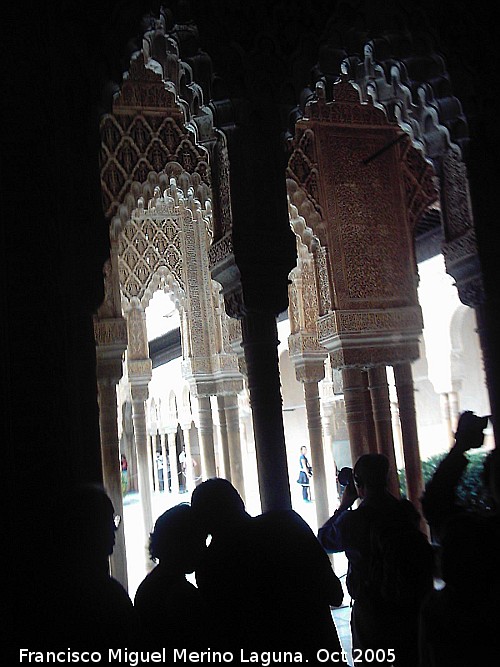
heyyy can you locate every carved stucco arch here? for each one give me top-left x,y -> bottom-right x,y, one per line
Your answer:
118,167 -> 214,353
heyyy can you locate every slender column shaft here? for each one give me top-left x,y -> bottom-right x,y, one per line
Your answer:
393,362 -> 424,511
449,392 -> 460,433
224,393 -> 246,503
321,402 -> 338,511
197,396 -> 217,479
342,368 -> 378,464
151,434 -> 159,492
304,381 -> 330,526
168,432 -> 180,494
181,427 -> 196,491
131,389 -> 154,543
216,395 -> 232,480
475,304 -> 500,444
367,366 -> 400,498
160,433 -> 168,492
241,311 -> 291,512
97,380 -> 128,589
440,392 -> 455,449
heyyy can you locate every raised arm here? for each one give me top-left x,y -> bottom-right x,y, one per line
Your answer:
422,411 -> 488,532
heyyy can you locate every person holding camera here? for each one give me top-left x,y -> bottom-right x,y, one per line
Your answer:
318,453 -> 433,667
419,411 -> 500,666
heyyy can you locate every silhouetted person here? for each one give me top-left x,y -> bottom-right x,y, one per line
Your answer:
58,484 -> 138,647
297,445 -> 313,501
19,483 -> 138,649
319,454 -> 433,667
191,478 -> 343,658
420,411 -> 500,666
134,503 -> 209,648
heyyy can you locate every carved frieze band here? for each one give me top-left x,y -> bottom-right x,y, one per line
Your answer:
208,232 -> 234,269
128,358 -> 153,383
329,342 -> 420,370
288,332 -> 328,357
317,307 -> 423,340
93,317 -> 128,348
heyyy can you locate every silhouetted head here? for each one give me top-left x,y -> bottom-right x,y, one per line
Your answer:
62,484 -> 118,567
190,478 -> 247,536
149,503 -> 205,572
353,454 -> 389,498
300,446 -> 307,454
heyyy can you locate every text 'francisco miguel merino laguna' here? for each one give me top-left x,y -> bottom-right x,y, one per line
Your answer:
19,649 -> 311,666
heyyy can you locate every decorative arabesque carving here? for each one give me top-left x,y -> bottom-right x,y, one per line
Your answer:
101,27 -> 237,370
119,172 -> 241,399
440,146 -> 485,306
287,237 -> 328,385
342,46 -> 484,307
287,77 -> 438,369
100,51 -> 211,223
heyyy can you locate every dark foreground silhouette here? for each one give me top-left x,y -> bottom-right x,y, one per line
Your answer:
319,453 -> 433,667
191,478 -> 343,659
134,503 -> 210,648
420,411 -> 500,666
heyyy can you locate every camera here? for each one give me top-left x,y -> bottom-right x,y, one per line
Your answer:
337,466 -> 354,488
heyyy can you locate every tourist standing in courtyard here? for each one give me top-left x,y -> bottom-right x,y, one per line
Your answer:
297,445 -> 313,502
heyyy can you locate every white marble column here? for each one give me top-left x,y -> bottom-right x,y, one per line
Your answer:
97,375 -> 128,590
216,395 -> 232,479
303,379 -> 330,527
196,396 -> 217,479
131,384 -> 154,554
160,432 -> 169,492
167,431 -> 180,495
224,392 -> 246,503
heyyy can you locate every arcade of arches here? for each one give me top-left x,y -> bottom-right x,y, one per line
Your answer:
7,1 -> 499,595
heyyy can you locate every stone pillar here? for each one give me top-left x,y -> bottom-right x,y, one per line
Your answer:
367,366 -> 400,498
94,316 -> 128,588
159,433 -> 169,492
303,380 -> 331,526
180,423 -> 196,491
97,374 -> 128,589
475,306 -> 500,444
130,383 -> 154,551
390,400 -> 404,465
342,368 -> 378,464
216,395 -> 232,480
224,393 -> 246,502
393,362 -> 424,510
449,391 -> 460,433
150,433 -> 159,492
126,301 -> 153,550
167,431 -> 180,495
241,310 -> 292,512
197,396 -> 217,479
320,400 -> 338,509
440,392 -> 455,449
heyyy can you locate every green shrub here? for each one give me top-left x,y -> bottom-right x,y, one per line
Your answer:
398,450 -> 494,512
